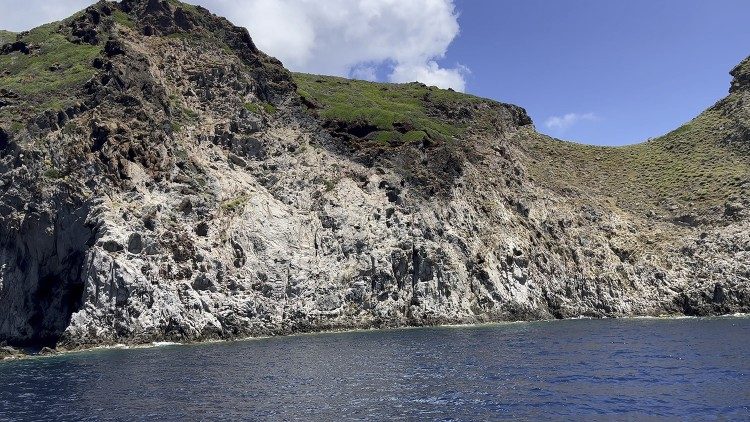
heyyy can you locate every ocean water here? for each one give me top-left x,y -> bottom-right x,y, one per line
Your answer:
1,317 -> 748,421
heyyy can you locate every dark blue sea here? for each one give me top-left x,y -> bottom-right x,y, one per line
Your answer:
1,317 -> 748,421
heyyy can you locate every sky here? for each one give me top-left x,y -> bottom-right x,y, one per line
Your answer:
1,1 -> 749,145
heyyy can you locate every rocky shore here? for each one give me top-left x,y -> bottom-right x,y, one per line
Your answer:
0,0 -> 748,350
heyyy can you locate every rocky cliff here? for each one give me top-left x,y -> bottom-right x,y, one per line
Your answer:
0,0 -> 748,350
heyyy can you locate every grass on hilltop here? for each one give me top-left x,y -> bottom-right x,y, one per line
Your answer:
295,72 -> 749,216
0,22 -> 101,118
520,107 -> 750,215
293,73 -> 485,145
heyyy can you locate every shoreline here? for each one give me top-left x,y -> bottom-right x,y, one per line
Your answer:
2,312 -> 748,363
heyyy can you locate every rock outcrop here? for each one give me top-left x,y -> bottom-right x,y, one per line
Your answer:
730,56 -> 750,93
0,0 -> 748,349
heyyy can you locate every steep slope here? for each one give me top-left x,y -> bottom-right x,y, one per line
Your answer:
0,0 -> 748,350
295,63 -> 750,224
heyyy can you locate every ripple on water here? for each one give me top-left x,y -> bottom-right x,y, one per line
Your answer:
0,317 -> 748,420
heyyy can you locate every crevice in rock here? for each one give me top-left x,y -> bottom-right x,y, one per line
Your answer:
324,120 -> 379,139
0,128 -> 8,151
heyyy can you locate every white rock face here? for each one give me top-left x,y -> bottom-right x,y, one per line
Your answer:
58,111 -> 750,347
0,0 -> 748,349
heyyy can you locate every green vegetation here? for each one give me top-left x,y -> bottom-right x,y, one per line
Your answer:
43,168 -> 65,179
111,10 -> 136,29
0,30 -> 16,44
221,195 -> 251,212
322,179 -> 336,192
262,102 -> 276,114
521,107 -> 750,214
243,101 -> 276,115
166,97 -> 199,133
403,130 -> 428,143
243,103 -> 261,114
10,121 -> 24,133
167,0 -> 201,13
293,73 -> 483,143
181,106 -> 199,121
295,69 -> 749,216
0,22 -> 101,116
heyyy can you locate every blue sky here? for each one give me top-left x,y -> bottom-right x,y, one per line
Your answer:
447,0 -> 750,145
2,0 -> 750,145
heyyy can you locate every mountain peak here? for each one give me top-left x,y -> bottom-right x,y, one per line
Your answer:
730,56 -> 750,93
118,0 -> 198,36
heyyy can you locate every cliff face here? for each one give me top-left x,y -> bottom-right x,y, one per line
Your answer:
0,0 -> 748,349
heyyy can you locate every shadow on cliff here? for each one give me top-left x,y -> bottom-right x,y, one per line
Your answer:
0,204 -> 93,348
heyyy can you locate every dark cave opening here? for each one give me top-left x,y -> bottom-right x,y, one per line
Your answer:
0,205 -> 94,348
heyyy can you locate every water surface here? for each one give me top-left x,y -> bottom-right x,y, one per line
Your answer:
1,317 -> 748,420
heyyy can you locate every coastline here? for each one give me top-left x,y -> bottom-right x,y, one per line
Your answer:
3,312 -> 748,363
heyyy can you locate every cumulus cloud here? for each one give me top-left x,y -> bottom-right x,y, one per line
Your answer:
545,112 -> 598,132
210,0 -> 467,90
350,64 -> 378,82
390,61 -> 469,92
0,0 -> 468,91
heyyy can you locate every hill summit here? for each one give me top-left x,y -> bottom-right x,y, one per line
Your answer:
0,0 -> 748,350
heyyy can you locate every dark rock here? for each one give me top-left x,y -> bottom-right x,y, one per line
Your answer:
68,9 -> 101,45
194,222 -> 209,237
724,202 -> 745,218
392,121 -> 415,134
178,198 -> 193,214
385,187 -> 401,204
102,239 -> 124,252
0,128 -> 8,150
324,120 -> 379,139
192,274 -> 213,291
730,56 -> 750,93
1,41 -> 30,55
712,283 -> 726,303
104,39 -> 125,57
228,153 -> 247,167
173,8 -> 193,30
90,123 -> 110,152
673,214 -> 699,227
127,233 -> 143,254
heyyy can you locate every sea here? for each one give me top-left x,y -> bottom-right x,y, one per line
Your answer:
1,316 -> 748,420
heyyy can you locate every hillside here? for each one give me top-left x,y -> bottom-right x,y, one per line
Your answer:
293,64 -> 750,223
0,0 -> 748,351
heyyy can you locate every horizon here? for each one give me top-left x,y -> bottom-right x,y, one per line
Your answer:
1,0 -> 749,146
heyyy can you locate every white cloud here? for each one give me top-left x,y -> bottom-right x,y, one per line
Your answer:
0,0 -> 468,91
545,112 -> 597,132
0,0 -> 95,32
350,64 -> 378,82
390,61 -> 469,91
210,0 -> 468,90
